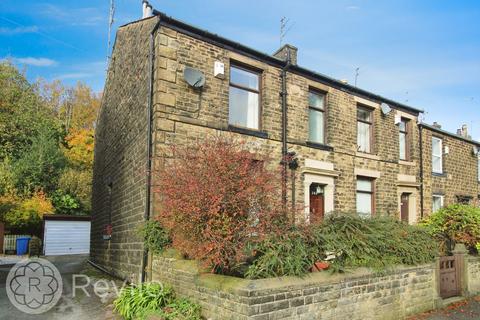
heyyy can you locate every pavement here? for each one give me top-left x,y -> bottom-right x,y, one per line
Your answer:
0,255 -> 122,320
409,297 -> 480,320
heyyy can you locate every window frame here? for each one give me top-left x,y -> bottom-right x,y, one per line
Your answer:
399,118 -> 410,161
228,63 -> 262,130
432,136 -> 443,174
308,89 -> 327,144
357,105 -> 374,154
432,194 -> 444,212
356,176 -> 375,216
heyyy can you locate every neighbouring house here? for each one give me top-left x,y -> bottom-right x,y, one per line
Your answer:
91,4 -> 480,282
420,123 -> 480,213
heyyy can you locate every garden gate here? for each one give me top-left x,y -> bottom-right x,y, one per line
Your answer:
439,255 -> 461,298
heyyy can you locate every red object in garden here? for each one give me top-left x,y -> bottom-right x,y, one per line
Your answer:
311,261 -> 330,272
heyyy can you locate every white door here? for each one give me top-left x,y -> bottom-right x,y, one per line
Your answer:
44,220 -> 91,255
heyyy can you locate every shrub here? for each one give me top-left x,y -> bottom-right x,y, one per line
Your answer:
143,298 -> 202,320
4,191 -> 53,235
113,283 -> 175,320
51,190 -> 84,215
245,214 -> 438,277
420,204 -> 480,253
57,168 -> 92,212
245,226 -> 321,279
314,214 -> 438,272
113,283 -> 201,320
154,137 -> 286,273
140,220 -> 171,255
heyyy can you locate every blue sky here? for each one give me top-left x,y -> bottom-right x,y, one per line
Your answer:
1,0 -> 479,139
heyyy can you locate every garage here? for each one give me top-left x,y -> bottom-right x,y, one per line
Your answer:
43,215 -> 91,256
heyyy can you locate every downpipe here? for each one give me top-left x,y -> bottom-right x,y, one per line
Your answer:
141,16 -> 162,283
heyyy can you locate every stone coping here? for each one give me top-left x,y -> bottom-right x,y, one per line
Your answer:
154,250 -> 436,297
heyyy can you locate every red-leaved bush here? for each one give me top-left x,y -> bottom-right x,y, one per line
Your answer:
153,136 -> 287,273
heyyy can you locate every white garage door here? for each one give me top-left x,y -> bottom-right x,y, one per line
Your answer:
44,220 -> 91,255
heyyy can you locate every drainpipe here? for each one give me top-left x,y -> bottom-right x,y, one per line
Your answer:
281,51 -> 291,214
141,16 -> 162,283
419,124 -> 424,219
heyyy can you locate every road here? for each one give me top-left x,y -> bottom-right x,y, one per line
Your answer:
0,255 -> 120,320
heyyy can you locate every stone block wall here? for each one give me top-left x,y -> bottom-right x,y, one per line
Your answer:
150,21 -> 423,222
466,256 -> 480,295
91,18 -> 158,282
152,255 -> 438,320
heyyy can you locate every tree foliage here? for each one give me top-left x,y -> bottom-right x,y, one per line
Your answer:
0,62 -> 58,160
13,128 -> 66,194
0,62 -> 99,232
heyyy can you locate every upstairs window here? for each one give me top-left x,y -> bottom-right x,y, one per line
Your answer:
356,177 -> 374,217
399,118 -> 410,160
432,137 -> 443,174
308,91 -> 326,144
229,65 -> 260,130
357,106 -> 373,153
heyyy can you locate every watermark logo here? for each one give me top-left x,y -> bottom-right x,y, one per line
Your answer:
6,258 -> 63,314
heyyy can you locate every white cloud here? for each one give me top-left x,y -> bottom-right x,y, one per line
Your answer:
346,6 -> 360,10
13,57 -> 58,67
0,26 -> 39,35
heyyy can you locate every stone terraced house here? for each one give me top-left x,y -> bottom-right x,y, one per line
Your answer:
91,8 -> 480,282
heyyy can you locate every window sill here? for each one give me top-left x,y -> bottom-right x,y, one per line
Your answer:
306,141 -> 334,151
399,160 -> 415,166
228,125 -> 269,139
355,152 -> 380,161
432,172 -> 447,178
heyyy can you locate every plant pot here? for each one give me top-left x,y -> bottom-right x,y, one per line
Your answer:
311,261 -> 329,272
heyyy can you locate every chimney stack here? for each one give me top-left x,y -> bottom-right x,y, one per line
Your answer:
460,124 -> 471,139
432,122 -> 442,129
142,0 -> 153,19
273,44 -> 298,65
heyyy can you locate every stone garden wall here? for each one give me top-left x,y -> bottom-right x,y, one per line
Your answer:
466,256 -> 480,296
152,253 -> 440,320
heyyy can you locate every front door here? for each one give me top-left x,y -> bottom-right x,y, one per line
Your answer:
310,183 -> 325,224
401,193 -> 410,223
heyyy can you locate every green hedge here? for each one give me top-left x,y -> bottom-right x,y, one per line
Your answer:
245,214 -> 438,279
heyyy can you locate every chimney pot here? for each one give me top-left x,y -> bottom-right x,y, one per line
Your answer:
273,44 -> 298,65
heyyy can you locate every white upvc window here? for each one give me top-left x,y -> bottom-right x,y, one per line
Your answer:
308,91 -> 326,144
432,194 -> 444,213
229,65 -> 261,130
432,137 -> 443,174
356,177 -> 374,218
357,107 -> 373,153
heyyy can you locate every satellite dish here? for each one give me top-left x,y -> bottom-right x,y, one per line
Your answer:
184,67 -> 205,89
380,103 -> 392,115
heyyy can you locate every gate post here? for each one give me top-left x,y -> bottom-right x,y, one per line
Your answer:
452,243 -> 468,296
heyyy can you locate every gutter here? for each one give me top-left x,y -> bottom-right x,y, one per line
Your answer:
149,10 -> 423,116
141,16 -> 162,283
